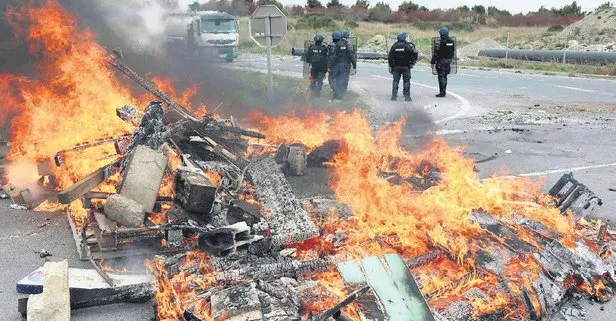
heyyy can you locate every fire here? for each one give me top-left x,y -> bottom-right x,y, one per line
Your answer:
144,77 -> 207,119
146,251 -> 213,321
249,110 -> 367,151
252,109 -> 579,317
2,0 -> 207,220
3,0 -> 133,188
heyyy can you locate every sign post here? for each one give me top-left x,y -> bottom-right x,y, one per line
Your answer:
249,5 -> 287,98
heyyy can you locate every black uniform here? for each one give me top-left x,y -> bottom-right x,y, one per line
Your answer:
304,42 -> 329,97
342,38 -> 356,92
388,40 -> 418,100
328,39 -> 356,99
431,35 -> 455,96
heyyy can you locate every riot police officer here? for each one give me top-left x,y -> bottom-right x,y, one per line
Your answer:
341,30 -> 355,93
431,27 -> 455,97
388,32 -> 419,102
328,31 -> 356,100
304,34 -> 329,98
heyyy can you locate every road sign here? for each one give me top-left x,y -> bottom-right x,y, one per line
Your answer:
249,5 -> 287,98
249,5 -> 287,48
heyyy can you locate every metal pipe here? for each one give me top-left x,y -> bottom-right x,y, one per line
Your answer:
478,49 -> 616,65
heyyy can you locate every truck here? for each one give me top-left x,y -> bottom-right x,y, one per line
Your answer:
164,11 -> 240,62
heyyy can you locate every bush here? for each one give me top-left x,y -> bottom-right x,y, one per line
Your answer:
547,24 -> 565,32
413,21 -> 441,30
344,20 -> 359,28
295,14 -> 338,29
450,21 -> 476,32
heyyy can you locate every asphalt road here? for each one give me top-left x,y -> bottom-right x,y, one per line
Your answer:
1,54 -> 615,320
235,54 -> 616,224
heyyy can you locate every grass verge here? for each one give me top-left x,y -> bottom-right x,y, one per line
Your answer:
239,17 -> 547,56
462,59 -> 616,76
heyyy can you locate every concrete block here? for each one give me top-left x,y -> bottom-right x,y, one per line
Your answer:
104,194 -> 146,227
175,167 -> 216,213
119,145 -> 168,212
27,260 -> 70,321
287,145 -> 307,176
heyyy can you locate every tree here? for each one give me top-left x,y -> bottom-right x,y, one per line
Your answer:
307,0 -> 323,8
456,5 -> 470,12
418,5 -> 428,11
369,1 -> 392,21
257,0 -> 284,11
327,0 -> 343,8
487,6 -> 511,16
290,4 -> 305,16
471,5 -> 486,14
189,1 -> 201,11
398,1 -> 419,13
561,1 -> 583,15
551,1 -> 583,16
354,0 -> 370,9
597,2 -> 613,11
536,5 -> 550,15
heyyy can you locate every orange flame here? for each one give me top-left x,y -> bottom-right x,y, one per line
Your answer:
252,109 -> 578,317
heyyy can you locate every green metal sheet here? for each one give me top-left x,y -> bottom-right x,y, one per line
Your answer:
360,256 -> 412,321
337,260 -> 386,320
384,254 -> 435,321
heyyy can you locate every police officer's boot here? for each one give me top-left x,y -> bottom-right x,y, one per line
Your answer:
403,85 -> 411,101
436,85 -> 446,98
391,87 -> 398,101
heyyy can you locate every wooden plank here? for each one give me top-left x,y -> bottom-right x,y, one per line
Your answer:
360,256 -> 412,321
66,210 -> 89,261
93,212 -> 117,234
337,261 -> 386,321
247,157 -> 318,246
210,282 -> 262,321
57,164 -> 114,204
384,254 -> 435,321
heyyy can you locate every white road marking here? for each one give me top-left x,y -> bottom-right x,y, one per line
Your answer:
554,85 -> 597,93
372,75 -> 471,124
494,163 -> 616,179
435,129 -> 465,135
458,73 -> 497,80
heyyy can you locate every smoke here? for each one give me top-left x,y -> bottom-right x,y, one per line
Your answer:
65,0 -> 207,53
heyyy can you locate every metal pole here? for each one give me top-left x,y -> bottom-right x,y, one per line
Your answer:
563,38 -> 567,65
505,32 -> 509,64
264,16 -> 274,98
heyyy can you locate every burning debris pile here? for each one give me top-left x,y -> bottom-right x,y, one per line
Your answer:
2,1 -> 616,321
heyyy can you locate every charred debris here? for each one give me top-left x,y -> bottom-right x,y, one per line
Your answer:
5,50 -> 616,321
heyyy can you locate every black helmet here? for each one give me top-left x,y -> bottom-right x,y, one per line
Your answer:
332,31 -> 342,40
397,32 -> 408,41
314,34 -> 325,42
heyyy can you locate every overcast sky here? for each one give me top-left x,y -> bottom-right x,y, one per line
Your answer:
280,0 -> 606,14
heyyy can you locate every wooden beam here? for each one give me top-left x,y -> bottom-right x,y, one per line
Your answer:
57,164 -> 114,204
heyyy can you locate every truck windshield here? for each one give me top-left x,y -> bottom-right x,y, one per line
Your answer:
200,19 -> 237,33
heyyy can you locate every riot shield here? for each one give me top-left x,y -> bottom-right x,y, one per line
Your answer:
350,36 -> 358,76
431,36 -> 457,75
302,40 -> 314,79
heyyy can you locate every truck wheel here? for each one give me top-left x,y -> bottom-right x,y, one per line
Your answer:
225,56 -> 234,63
